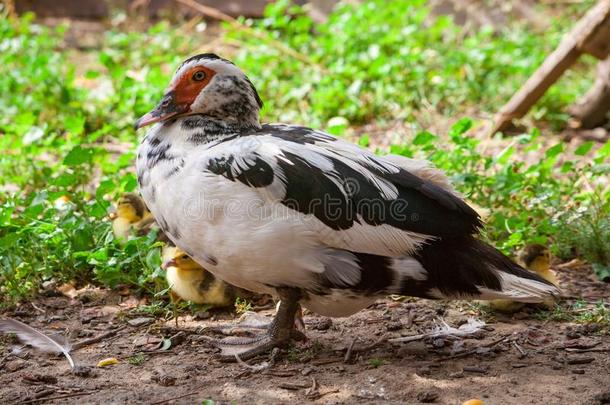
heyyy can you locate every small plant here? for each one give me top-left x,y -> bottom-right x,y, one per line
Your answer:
234,297 -> 252,315
368,358 -> 384,368
127,353 -> 147,366
286,340 -> 324,362
535,300 -> 610,329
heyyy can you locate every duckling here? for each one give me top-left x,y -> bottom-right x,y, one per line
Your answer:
110,193 -> 169,243
518,244 -> 558,286
110,193 -> 152,241
162,246 -> 235,307
486,244 -> 558,313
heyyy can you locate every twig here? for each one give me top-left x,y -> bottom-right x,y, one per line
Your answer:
305,376 -> 318,398
174,0 -> 326,72
513,341 -> 528,358
344,338 -> 356,363
352,336 -> 389,353
278,382 -> 310,390
563,347 -> 610,353
21,391 -> 94,404
72,326 -> 127,350
311,357 -> 342,366
150,392 -> 199,405
234,347 -> 279,371
435,335 -> 510,362
405,310 -> 415,328
30,303 -> 46,314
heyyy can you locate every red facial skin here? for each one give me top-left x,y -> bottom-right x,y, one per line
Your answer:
135,66 -> 216,129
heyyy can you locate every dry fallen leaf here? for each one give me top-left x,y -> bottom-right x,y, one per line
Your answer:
57,283 -> 78,299
97,357 -> 119,367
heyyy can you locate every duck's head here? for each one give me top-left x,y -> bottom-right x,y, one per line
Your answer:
114,193 -> 148,223
162,247 -> 203,271
135,54 -> 263,130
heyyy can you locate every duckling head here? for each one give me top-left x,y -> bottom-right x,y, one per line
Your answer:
519,244 -> 551,274
162,247 -> 203,271
115,193 -> 147,223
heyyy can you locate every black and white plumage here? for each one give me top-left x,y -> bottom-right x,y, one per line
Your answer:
135,54 -> 559,322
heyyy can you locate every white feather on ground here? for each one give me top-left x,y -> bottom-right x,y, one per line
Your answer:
0,318 -> 74,368
388,318 -> 486,343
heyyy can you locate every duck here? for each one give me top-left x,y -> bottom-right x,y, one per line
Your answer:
134,53 -> 560,359
110,193 -> 169,243
162,245 -> 235,307
486,243 -> 558,313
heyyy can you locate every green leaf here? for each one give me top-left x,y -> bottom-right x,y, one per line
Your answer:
145,248 -> 162,270
64,115 -> 85,135
63,146 -> 94,166
495,145 -> 515,165
326,116 -> 349,136
545,143 -> 563,158
413,131 -> 437,145
358,134 -> 370,147
574,141 -> 594,156
592,263 -> 610,282
449,118 -> 473,138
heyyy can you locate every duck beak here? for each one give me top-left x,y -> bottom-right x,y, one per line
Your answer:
162,258 -> 177,270
135,91 -> 187,130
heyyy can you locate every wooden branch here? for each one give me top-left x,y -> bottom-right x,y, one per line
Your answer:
570,56 -> 610,128
492,0 -> 610,133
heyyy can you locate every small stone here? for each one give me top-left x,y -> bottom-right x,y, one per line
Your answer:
431,338 -> 445,348
416,390 -> 440,403
566,330 -> 581,339
386,322 -> 402,331
72,365 -> 95,378
194,311 -> 210,320
4,360 -> 25,372
22,374 -> 58,384
567,356 -> 595,365
127,317 -> 154,327
463,365 -> 488,374
309,318 -> 332,331
592,391 -> 610,404
301,366 -> 314,376
152,372 -> 176,386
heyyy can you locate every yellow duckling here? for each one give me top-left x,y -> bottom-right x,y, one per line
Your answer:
517,243 -> 558,286
486,244 -> 558,313
110,193 -> 153,241
162,246 -> 235,307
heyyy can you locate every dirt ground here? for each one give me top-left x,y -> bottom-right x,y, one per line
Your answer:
1,263 -> 609,405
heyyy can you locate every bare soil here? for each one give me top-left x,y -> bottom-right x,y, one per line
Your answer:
1,264 -> 609,405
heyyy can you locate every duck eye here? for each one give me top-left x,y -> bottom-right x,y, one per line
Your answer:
180,255 -> 189,260
192,71 -> 206,81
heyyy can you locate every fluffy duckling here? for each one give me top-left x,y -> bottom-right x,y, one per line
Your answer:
518,244 -> 558,286
486,244 -> 558,313
110,193 -> 170,242
162,246 -> 235,307
110,193 -> 152,241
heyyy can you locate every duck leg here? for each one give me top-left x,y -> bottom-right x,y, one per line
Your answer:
204,288 -> 305,360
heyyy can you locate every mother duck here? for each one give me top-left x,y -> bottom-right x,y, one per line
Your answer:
135,54 -> 559,359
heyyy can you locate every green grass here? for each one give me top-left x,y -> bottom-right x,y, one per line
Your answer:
0,1 -> 609,306
535,301 -> 610,330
